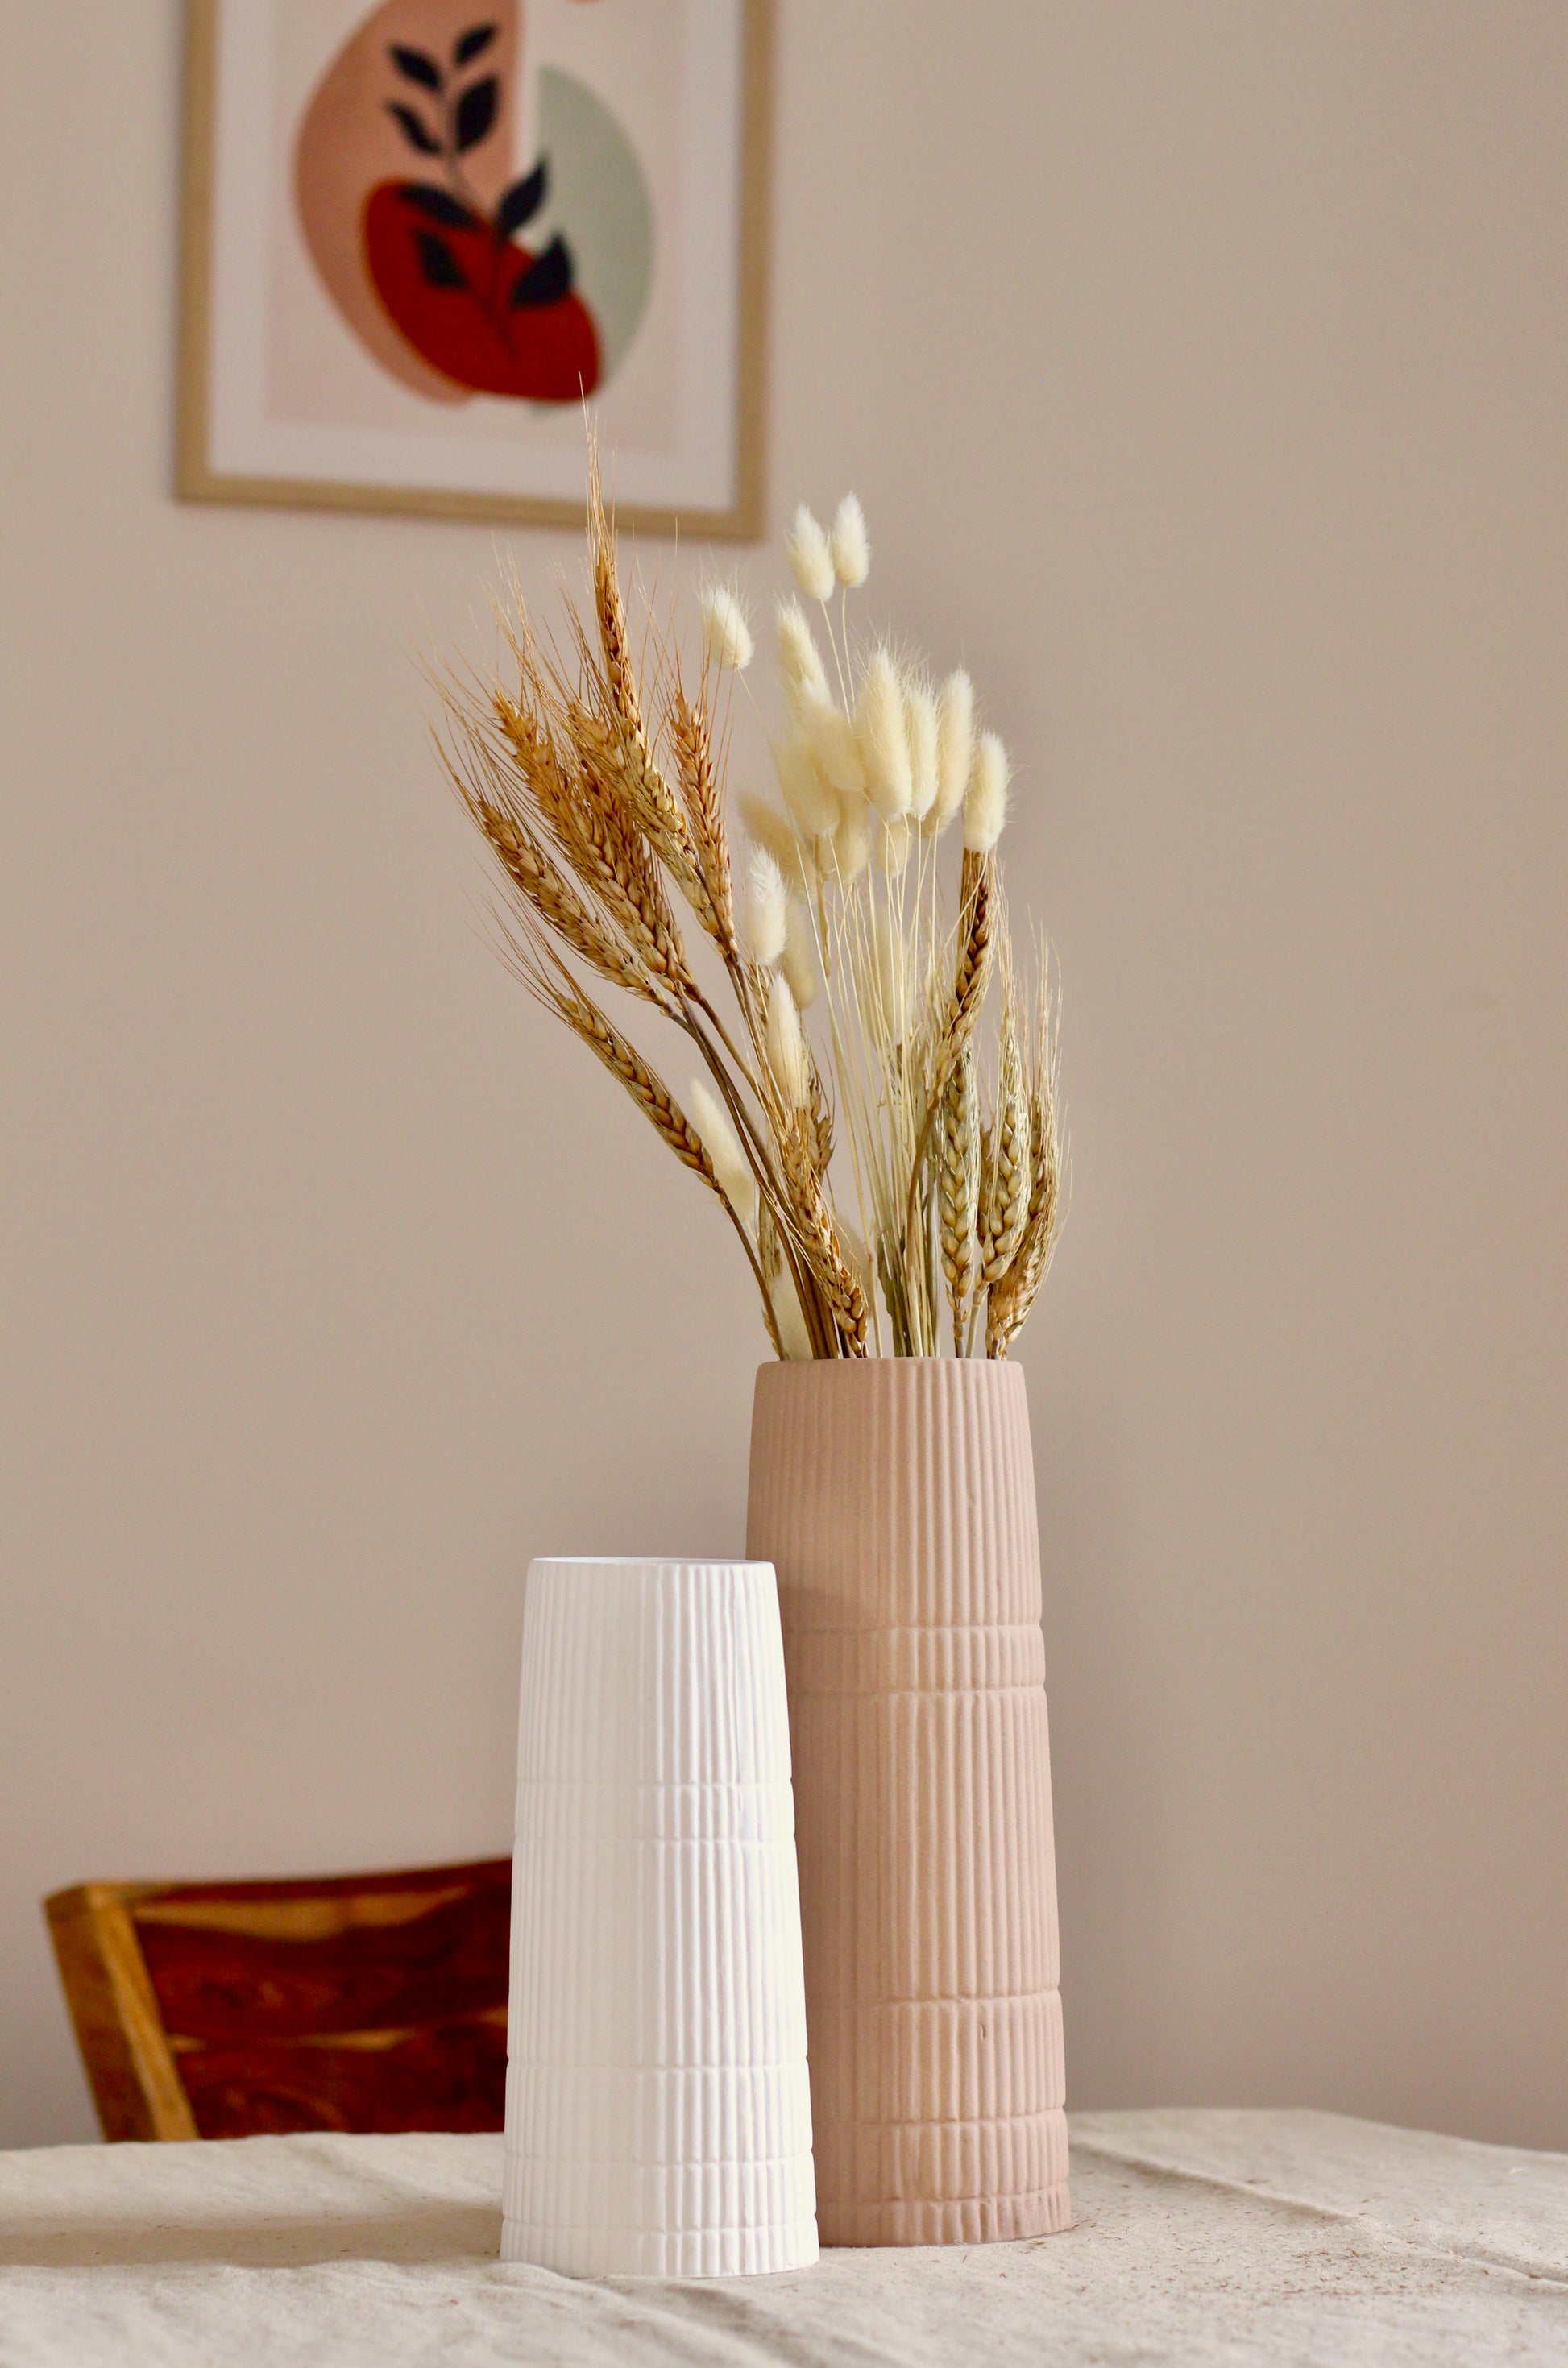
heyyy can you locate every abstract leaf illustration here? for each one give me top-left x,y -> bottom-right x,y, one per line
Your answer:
386,102 -> 442,155
511,235 -> 574,307
496,162 -> 547,239
416,230 -> 468,290
400,183 -> 479,229
388,44 -> 442,91
454,76 -> 499,152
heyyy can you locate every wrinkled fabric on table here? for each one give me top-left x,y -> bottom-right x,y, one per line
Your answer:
0,2109 -> 1563,2366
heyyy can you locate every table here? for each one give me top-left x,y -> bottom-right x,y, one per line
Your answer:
1,2109 -> 1564,2364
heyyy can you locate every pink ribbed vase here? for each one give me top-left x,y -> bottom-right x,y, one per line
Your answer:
745,1357 -> 1069,2247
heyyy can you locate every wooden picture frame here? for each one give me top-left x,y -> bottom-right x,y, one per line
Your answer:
177,1 -> 771,538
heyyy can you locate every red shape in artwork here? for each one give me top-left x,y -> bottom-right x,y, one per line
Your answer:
363,181 -> 601,400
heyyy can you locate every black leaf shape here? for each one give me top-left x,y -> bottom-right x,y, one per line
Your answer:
389,44 -> 442,91
454,75 -> 499,152
385,102 -> 442,156
416,230 -> 468,291
511,234 -> 574,308
454,23 -> 498,66
496,161 -> 547,239
398,182 -> 479,230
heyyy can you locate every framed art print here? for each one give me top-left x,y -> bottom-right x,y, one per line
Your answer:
178,0 -> 771,535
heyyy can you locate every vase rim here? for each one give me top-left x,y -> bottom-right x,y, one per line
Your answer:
527,1556 -> 776,1573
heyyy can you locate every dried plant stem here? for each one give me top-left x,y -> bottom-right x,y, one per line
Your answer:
979,981 -> 1032,1286
781,1118 -> 869,1352
689,985 -> 769,1113
898,851 -> 995,1304
462,782 -> 674,1015
671,684 -> 736,955
944,851 -> 996,1068
987,951 -> 1064,1356
541,758 -> 691,998
512,930 -> 786,1337
579,707 -> 722,943
677,999 -> 837,1359
938,1044 -> 979,1354
587,436 -> 645,752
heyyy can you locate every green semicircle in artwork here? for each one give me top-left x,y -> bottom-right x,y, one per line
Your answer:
539,68 -> 653,385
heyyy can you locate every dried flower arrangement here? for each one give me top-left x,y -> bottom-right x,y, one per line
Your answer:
435,446 -> 1065,1359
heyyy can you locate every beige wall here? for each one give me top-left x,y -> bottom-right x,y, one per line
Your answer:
2,1 -> 1565,2150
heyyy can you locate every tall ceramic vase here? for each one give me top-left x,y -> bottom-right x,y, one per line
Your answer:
502,1558 -> 819,2276
746,1359 -> 1069,2246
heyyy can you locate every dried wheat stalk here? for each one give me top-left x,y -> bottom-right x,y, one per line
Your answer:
780,1118 -> 869,1351
979,979 -> 1032,1286
670,683 -> 736,956
938,1043 -> 979,1354
464,782 -> 673,1014
587,442 -> 645,752
987,952 -> 1065,1355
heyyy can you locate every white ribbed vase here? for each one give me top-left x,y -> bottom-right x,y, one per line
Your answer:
747,1360 -> 1070,2246
501,1558 -> 819,2277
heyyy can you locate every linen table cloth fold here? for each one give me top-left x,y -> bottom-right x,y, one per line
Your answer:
0,2109 -> 1564,2365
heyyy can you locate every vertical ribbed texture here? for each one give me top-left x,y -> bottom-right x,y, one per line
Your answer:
501,1559 -> 819,2277
746,1362 -> 1071,2246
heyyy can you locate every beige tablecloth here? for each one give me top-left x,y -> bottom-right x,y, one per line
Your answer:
0,2109 -> 1564,2364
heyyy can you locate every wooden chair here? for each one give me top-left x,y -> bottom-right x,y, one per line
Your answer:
44,1858 -> 511,2141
